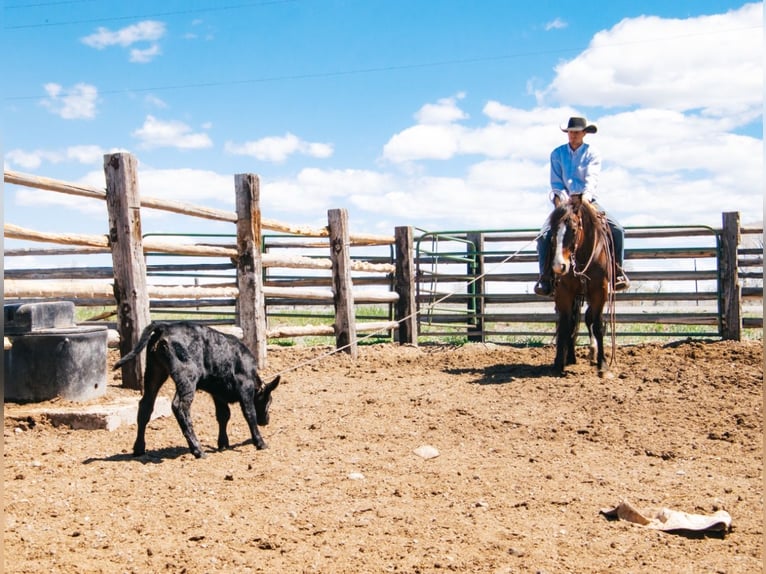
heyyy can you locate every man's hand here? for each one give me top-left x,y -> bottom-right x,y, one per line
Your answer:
569,192 -> 593,208
550,190 -> 568,207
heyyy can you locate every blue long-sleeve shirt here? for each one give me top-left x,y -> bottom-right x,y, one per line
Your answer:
550,142 -> 601,200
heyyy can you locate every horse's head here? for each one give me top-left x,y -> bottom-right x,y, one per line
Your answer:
549,203 -> 581,277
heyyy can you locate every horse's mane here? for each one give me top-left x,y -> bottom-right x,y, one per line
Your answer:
547,199 -> 601,234
547,203 -> 570,228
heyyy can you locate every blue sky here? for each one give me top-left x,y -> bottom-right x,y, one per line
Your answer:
3,0 -> 763,267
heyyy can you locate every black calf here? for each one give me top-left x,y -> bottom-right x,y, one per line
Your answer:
114,322 -> 280,458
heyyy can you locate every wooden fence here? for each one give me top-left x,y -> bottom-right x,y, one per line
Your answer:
4,153 -> 414,389
4,153 -> 763,389
413,218 -> 762,342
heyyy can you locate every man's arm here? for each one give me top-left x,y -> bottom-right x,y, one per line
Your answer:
549,148 -> 569,204
580,147 -> 601,202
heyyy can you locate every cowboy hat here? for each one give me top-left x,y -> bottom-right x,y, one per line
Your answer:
560,116 -> 597,134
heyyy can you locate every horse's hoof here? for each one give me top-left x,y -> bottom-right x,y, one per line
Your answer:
598,370 -> 614,379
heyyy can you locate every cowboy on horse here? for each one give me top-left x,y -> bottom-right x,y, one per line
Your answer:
534,116 -> 630,297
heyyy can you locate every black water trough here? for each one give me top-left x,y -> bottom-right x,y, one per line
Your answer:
4,302 -> 108,403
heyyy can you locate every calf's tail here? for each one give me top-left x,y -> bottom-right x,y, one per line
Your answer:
113,321 -> 162,370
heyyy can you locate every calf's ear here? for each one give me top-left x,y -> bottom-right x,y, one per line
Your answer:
264,375 -> 280,393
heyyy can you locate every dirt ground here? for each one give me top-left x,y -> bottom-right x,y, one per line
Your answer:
3,338 -> 763,574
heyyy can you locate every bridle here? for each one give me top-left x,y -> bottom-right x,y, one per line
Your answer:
555,205 -> 600,281
569,207 -> 603,281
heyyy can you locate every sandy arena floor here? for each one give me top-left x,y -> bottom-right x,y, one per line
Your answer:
4,339 -> 763,573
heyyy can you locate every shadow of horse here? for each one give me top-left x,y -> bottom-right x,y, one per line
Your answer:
446,363 -> 556,385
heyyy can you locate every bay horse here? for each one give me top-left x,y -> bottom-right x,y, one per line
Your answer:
547,195 -> 616,377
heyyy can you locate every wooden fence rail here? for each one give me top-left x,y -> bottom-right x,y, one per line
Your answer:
5,156 -> 763,390
414,217 -> 762,342
5,154 -> 406,389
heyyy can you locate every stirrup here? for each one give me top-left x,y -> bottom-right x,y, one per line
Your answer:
614,270 -> 630,292
534,278 -> 553,297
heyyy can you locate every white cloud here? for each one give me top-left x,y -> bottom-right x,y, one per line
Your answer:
14,186 -> 108,217
130,44 -> 161,64
5,145 -> 127,170
10,5 -> 760,237
415,93 -> 468,124
545,18 -> 567,31
225,132 -> 334,163
381,90 -> 760,226
81,20 -> 165,48
136,168 -> 234,206
255,168 -> 390,219
132,115 -> 213,149
539,2 -> 763,118
382,124 -> 466,163
184,18 -> 215,41
383,99 -> 573,164
66,145 -> 107,164
377,5 -> 762,229
144,94 -> 168,109
381,94 -> 474,163
81,20 -> 165,63
5,149 -> 54,169
40,82 -> 98,119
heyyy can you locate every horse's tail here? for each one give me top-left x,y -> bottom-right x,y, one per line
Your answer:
113,321 -> 163,370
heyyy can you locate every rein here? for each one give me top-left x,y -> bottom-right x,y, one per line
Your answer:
570,206 -> 602,280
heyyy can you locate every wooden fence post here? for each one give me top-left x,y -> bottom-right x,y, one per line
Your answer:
720,211 -> 742,341
328,208 -> 357,358
104,152 -> 150,390
235,173 -> 267,367
394,226 -> 417,345
466,232 -> 485,342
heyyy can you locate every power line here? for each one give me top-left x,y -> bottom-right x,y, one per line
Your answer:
4,47 -> 585,102
4,0 -> 297,29
5,0 -> 101,8
4,24 -> 761,102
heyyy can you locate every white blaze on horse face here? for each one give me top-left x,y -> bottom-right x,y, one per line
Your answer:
552,221 -> 569,275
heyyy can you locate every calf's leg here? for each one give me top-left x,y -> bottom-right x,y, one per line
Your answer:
171,385 -> 205,458
212,396 -> 232,450
133,359 -> 167,456
238,389 -> 267,450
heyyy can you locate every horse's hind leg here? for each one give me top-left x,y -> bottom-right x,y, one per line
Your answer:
587,306 -> 607,376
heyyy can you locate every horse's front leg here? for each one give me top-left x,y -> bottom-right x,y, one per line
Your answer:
567,299 -> 581,366
554,309 -> 570,375
555,302 -> 577,375
586,306 -> 607,376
